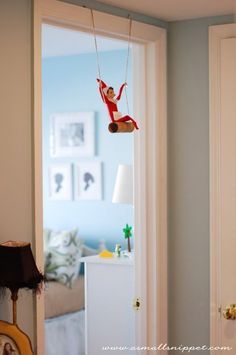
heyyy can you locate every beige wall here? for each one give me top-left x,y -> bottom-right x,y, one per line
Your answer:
0,0 -> 34,346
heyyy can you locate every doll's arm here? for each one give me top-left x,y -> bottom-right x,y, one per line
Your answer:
97,78 -> 108,102
96,78 -> 107,89
116,83 -> 126,101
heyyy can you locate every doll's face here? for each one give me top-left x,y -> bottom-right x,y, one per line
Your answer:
107,88 -> 115,99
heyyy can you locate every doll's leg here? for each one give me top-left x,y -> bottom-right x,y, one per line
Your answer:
116,115 -> 139,129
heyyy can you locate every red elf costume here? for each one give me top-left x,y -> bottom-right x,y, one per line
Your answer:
97,79 -> 139,129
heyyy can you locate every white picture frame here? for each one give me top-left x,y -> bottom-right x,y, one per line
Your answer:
50,112 -> 95,157
76,161 -> 102,200
49,164 -> 72,200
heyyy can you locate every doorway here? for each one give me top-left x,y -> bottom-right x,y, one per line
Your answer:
42,23 -> 134,354
34,1 -> 167,354
210,23 -> 236,354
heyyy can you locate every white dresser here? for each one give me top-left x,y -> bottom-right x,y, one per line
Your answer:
81,255 -> 135,355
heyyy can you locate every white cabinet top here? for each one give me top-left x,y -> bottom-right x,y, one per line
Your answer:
80,255 -> 133,266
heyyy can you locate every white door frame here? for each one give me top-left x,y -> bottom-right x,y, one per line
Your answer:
33,1 -> 167,354
209,23 -> 236,354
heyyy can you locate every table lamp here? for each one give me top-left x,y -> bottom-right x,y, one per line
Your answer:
112,165 -> 133,253
0,241 -> 44,354
112,164 -> 133,205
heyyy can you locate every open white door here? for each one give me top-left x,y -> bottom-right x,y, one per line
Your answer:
34,1 -> 167,354
210,23 -> 236,354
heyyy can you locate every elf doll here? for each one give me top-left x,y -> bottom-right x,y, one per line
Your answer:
97,78 -> 139,130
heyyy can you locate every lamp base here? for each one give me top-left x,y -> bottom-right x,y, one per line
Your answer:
0,320 -> 33,354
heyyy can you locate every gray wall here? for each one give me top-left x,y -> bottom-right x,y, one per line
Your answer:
168,15 -> 234,353
0,0 -> 34,345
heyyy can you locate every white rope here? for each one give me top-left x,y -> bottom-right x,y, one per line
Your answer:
124,15 -> 132,114
125,15 -> 132,83
90,9 -> 107,104
90,9 -> 102,81
90,9 -> 132,114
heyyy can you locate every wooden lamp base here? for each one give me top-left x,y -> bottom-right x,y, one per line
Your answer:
0,320 -> 33,354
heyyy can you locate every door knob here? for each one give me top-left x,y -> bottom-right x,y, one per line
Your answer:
223,304 -> 236,320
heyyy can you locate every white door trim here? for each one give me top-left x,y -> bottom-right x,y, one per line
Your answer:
33,1 -> 167,354
209,23 -> 236,354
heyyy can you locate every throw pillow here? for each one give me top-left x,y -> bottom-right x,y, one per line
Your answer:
44,229 -> 83,288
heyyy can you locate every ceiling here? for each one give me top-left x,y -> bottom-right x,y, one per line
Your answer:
42,24 -> 128,58
99,0 -> 236,21
43,1 -> 235,58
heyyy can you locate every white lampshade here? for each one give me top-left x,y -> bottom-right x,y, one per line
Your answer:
112,164 -> 133,205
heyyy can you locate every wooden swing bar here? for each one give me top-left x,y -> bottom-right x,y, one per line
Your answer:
108,122 -> 135,133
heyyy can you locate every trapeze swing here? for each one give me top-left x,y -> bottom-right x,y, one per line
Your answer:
91,9 -> 139,133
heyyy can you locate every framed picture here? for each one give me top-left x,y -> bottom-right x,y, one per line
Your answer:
50,112 -> 95,157
0,320 -> 33,355
49,164 -> 72,200
76,161 -> 102,200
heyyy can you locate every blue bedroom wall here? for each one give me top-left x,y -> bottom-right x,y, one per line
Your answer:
42,48 -> 133,249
